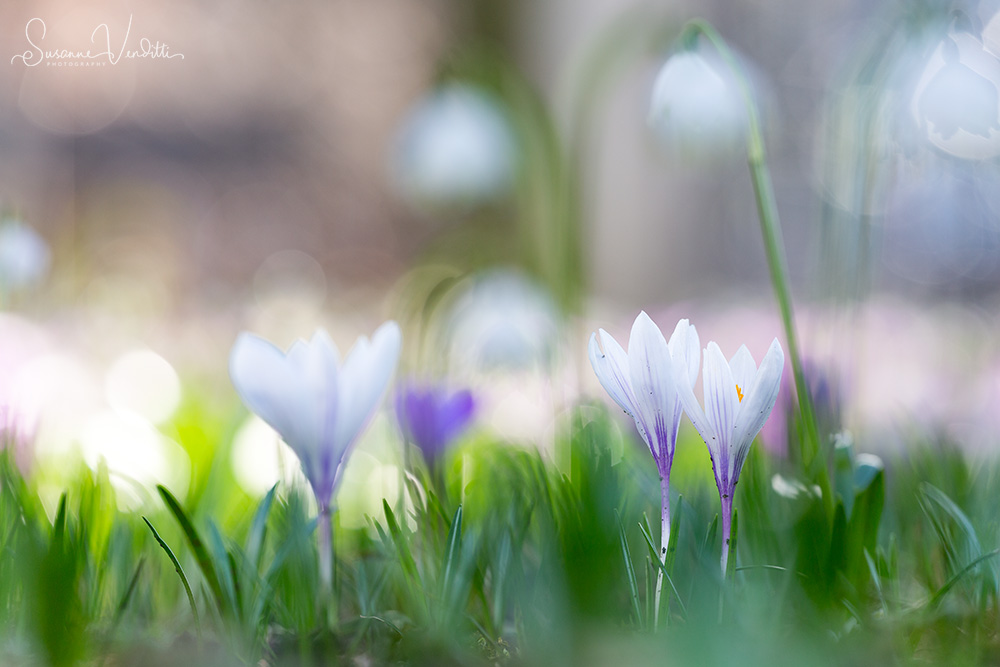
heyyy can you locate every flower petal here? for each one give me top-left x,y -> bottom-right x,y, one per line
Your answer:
672,338 -> 714,450
703,342 -> 738,486
668,319 -> 701,387
229,333 -> 322,457
732,338 -> 784,464
667,320 -> 699,432
331,321 -> 402,490
439,389 -> 476,444
627,311 -> 677,466
588,329 -> 637,417
728,345 -> 757,400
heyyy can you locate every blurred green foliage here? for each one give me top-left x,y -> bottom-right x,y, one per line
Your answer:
1,400 -> 1000,666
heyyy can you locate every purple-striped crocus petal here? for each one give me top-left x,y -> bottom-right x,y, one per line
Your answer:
588,330 -> 639,419
668,319 -> 701,387
627,312 -> 677,468
731,338 -> 784,479
702,342 -> 739,490
673,341 -> 716,451
667,320 -> 700,439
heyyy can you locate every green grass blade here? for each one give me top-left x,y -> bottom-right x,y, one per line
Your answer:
929,548 -> 1000,609
111,557 -> 145,632
864,549 -> 887,615
142,517 -> 201,637
665,496 -> 683,573
382,499 -> 420,584
442,504 -> 463,599
702,514 -> 719,558
157,485 -> 225,616
245,484 -> 277,571
637,519 -> 686,616
207,520 -> 239,618
615,509 -> 642,627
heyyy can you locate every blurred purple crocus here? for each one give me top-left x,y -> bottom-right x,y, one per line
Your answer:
761,358 -> 841,456
395,383 -> 475,465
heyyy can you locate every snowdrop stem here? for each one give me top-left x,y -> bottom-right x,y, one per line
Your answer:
318,505 -> 334,602
720,493 -> 733,575
654,476 -> 670,628
680,19 -> 827,510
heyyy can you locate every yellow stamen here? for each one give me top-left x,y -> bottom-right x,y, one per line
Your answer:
736,384 -> 744,403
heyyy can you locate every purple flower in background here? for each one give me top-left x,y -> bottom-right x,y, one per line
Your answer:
761,358 -> 841,456
395,383 -> 476,465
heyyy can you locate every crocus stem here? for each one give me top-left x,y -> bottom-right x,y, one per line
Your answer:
654,475 -> 670,628
720,493 -> 733,575
680,19 -> 831,515
318,505 -> 333,600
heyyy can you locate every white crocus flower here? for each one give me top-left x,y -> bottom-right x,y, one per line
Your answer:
588,311 -> 699,626
673,334 -> 784,574
228,322 -> 401,513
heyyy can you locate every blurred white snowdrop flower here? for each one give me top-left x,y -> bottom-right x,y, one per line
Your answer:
911,22 -> 1000,159
228,322 -> 401,512
0,219 -> 50,291
392,84 -> 516,209
649,50 -> 748,157
447,269 -> 559,371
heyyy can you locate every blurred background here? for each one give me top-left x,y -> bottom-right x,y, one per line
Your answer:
1,0 -> 1000,511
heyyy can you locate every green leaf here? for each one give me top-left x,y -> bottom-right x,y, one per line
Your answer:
614,509 -> 642,627
157,485 -> 225,617
142,517 -> 201,637
665,495 -> 683,574
442,504 -> 464,601
206,520 -> 240,618
382,499 -> 420,584
245,484 -> 277,571
929,548 -> 1000,609
702,514 -> 719,559
637,519 -> 685,616
111,557 -> 145,633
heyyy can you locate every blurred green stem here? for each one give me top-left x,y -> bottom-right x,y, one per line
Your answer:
680,19 -> 830,514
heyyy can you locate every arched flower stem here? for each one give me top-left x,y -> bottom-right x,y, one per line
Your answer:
678,19 -> 830,514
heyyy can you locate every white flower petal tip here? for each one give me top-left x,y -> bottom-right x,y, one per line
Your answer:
228,322 -> 402,511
